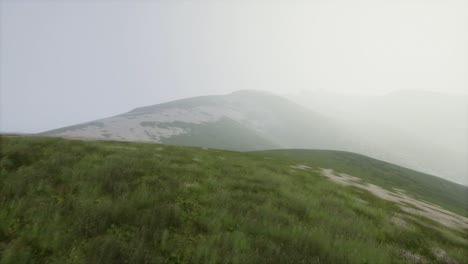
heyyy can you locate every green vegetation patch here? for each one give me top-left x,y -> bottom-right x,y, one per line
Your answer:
140,121 -> 159,127
159,118 -> 279,151
255,149 -> 468,217
0,136 -> 466,264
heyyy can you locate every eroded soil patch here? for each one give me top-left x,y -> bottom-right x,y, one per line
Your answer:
314,168 -> 468,231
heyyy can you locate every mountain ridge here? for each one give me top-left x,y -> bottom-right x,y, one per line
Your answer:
42,90 -> 349,151
41,90 -> 466,185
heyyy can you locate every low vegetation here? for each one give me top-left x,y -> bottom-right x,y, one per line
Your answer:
160,118 -> 279,151
256,149 -> 468,217
1,136 -> 467,263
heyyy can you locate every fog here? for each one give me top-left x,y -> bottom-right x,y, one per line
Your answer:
1,1 -> 467,182
1,0 -> 467,132
287,90 -> 468,184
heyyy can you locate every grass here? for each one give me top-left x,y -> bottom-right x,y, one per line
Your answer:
255,149 -> 468,217
0,136 -> 467,263
159,118 -> 279,151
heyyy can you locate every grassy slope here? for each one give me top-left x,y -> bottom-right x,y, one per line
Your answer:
42,90 -> 348,151
255,149 -> 468,217
159,118 -> 280,151
1,136 -> 467,264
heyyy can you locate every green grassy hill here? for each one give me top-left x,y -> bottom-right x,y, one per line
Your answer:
40,90 -> 465,185
40,90 -> 351,152
1,136 -> 467,264
157,118 -> 280,151
255,149 -> 468,217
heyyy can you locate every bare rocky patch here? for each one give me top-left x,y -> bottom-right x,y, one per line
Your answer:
432,248 -> 459,264
390,215 -> 410,229
320,168 -> 468,231
400,250 -> 428,264
50,105 -> 252,142
290,164 -> 312,170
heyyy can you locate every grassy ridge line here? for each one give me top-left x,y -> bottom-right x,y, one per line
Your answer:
254,149 -> 468,217
1,136 -> 467,263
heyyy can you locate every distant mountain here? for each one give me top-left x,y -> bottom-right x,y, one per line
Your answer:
42,90 -> 350,151
43,90 -> 467,185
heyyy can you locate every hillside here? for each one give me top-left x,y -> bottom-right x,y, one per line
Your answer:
41,90 -> 466,185
287,90 -> 468,185
41,90 -> 351,151
255,149 -> 468,217
1,136 -> 467,263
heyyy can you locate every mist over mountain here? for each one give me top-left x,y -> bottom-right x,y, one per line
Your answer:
42,90 -> 466,185
287,90 -> 468,185
43,90 -> 350,151
3,1 -> 468,262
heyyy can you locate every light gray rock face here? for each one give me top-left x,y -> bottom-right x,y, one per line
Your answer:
44,90 -> 348,149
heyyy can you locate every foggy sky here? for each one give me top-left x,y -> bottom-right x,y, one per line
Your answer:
1,0 -> 467,133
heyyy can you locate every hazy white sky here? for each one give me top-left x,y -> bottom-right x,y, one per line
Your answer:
1,0 -> 467,132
